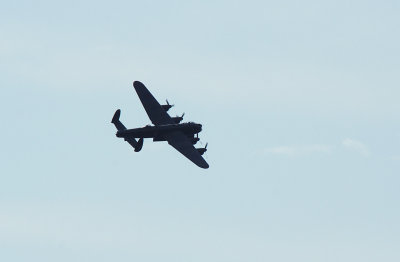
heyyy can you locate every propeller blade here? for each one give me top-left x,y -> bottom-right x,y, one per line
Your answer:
205,143 -> 208,149
166,99 -> 174,107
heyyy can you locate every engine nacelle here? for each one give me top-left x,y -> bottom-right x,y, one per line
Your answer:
161,100 -> 173,112
161,104 -> 172,111
172,113 -> 185,124
172,116 -> 183,123
196,143 -> 208,155
196,148 -> 207,155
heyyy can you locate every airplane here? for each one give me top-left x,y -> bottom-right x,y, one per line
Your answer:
111,81 -> 209,169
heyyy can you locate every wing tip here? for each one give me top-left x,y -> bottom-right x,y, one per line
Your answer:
111,109 -> 121,124
133,81 -> 144,88
199,162 -> 210,169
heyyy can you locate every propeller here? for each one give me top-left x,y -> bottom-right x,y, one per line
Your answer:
175,112 -> 185,118
197,137 -> 208,156
172,113 -> 185,124
203,143 -> 209,159
166,99 -> 174,108
199,141 -> 208,150
162,99 -> 174,112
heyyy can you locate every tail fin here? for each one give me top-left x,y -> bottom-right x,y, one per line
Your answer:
125,137 -> 138,150
111,109 -> 127,131
134,138 -> 144,152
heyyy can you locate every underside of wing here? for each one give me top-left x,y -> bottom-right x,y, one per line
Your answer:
133,81 -> 174,125
166,131 -> 209,169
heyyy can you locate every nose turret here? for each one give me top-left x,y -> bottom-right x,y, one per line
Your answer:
196,123 -> 202,133
185,122 -> 202,134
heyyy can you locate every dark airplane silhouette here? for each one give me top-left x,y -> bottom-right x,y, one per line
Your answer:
112,81 -> 209,169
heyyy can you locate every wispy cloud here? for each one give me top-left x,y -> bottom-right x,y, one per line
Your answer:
341,138 -> 370,157
264,144 -> 333,156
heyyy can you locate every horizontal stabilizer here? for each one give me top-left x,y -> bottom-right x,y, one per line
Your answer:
112,109 -> 143,152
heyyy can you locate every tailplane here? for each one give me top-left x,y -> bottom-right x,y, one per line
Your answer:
112,109 -> 143,152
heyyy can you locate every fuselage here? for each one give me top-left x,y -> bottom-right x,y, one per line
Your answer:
116,122 -> 202,140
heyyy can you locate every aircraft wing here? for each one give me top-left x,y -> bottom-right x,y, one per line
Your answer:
133,81 -> 175,125
166,131 -> 209,169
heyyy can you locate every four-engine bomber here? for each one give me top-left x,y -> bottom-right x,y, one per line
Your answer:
112,81 -> 209,169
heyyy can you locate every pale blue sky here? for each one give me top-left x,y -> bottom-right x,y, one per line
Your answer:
1,0 -> 400,261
